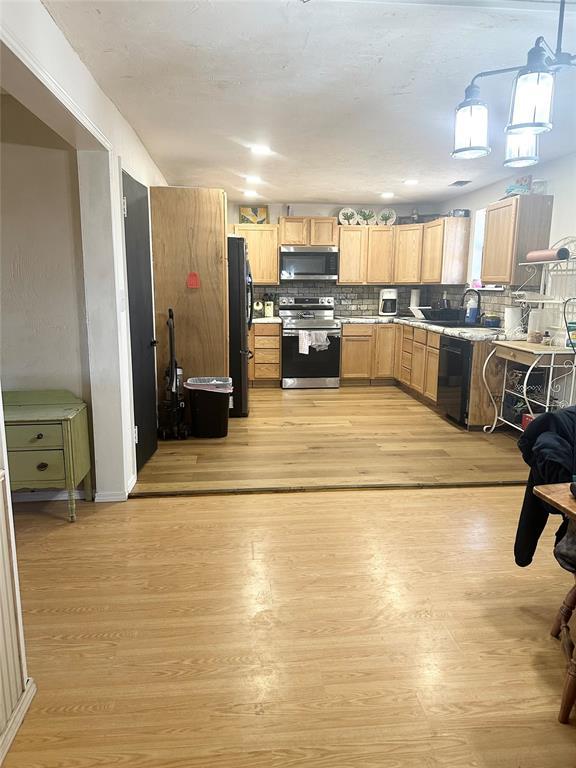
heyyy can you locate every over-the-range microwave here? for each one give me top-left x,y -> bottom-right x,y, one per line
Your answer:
280,245 -> 339,281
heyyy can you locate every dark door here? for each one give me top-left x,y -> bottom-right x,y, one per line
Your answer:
122,171 -> 158,470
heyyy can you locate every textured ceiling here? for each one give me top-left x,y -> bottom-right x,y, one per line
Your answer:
43,0 -> 576,203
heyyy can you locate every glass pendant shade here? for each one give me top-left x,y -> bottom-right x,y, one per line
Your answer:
504,133 -> 539,167
452,88 -> 490,159
507,69 -> 554,134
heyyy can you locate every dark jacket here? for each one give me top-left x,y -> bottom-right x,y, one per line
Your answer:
514,408 -> 576,566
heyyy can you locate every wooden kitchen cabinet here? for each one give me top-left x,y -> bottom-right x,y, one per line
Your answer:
341,324 -> 374,378
421,217 -> 469,285
366,227 -> 395,284
279,217 -> 310,245
338,227 -> 368,284
424,346 -> 439,401
481,194 -> 553,285
393,224 -> 423,284
309,217 -> 339,246
411,340 -> 426,393
249,324 -> 281,383
372,325 -> 396,378
233,224 -> 279,284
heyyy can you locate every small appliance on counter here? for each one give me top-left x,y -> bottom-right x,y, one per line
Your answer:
263,293 -> 275,318
253,300 -> 264,319
379,288 -> 398,316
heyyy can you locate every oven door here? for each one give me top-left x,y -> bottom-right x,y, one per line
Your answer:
282,330 -> 341,388
280,247 -> 338,281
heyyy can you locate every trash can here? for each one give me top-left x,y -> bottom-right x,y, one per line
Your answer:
184,377 -> 233,438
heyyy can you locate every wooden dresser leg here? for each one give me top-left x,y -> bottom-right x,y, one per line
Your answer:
552,583 -> 576,639
67,489 -> 77,523
559,655 -> 576,724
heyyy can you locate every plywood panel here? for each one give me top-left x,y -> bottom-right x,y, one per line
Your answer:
150,187 -> 228,390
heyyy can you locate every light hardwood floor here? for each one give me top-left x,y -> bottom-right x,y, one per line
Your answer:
133,387 -> 525,496
7,488 -> 576,767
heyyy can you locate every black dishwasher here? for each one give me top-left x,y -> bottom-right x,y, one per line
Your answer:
437,337 -> 473,426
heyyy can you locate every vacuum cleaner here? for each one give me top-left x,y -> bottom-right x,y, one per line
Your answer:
157,308 -> 189,440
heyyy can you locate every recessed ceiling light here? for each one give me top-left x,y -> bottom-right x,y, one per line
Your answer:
403,179 -> 419,186
250,144 -> 273,156
243,190 -> 260,198
381,192 -> 395,199
245,175 -> 263,184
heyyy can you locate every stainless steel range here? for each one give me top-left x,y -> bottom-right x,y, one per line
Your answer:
279,296 -> 341,389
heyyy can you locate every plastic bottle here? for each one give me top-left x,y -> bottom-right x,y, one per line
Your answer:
465,296 -> 478,324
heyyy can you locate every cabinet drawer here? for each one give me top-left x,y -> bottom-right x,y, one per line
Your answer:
254,336 -> 280,349
254,363 -> 280,379
342,324 -> 375,337
402,326 -> 414,339
255,324 -> 280,336
400,366 -> 412,384
5,423 -> 63,450
401,351 -> 412,370
414,328 -> 428,345
8,449 -> 65,483
402,338 -> 413,355
255,349 -> 280,364
427,331 -> 441,349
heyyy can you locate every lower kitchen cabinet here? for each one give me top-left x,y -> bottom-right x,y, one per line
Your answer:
373,325 -> 396,378
249,324 -> 281,384
424,347 -> 439,401
411,341 -> 426,393
341,325 -> 374,378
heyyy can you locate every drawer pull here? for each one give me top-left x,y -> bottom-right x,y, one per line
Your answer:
36,433 -> 44,440
37,462 -> 49,472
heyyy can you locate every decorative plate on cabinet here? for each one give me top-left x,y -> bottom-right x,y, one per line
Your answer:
338,207 -> 358,225
377,208 -> 397,226
357,208 -> 376,225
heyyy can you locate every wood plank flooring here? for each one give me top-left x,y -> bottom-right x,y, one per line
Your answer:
134,387 -> 526,496
7,488 -> 576,767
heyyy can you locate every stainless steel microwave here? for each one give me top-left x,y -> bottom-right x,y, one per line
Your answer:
280,246 -> 339,281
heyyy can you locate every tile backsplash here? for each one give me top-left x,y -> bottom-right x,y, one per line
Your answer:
254,284 -> 413,316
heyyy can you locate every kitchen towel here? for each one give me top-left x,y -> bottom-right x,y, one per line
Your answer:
298,330 -> 330,354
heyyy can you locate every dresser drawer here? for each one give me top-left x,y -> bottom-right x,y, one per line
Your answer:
8,449 -> 65,483
6,423 -> 63,450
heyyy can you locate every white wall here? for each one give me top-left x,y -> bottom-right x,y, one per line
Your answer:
0,96 -> 89,400
0,0 -> 168,499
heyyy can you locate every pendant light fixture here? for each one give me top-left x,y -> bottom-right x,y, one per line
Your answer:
452,84 -> 490,159
452,0 -> 574,165
504,133 -> 539,168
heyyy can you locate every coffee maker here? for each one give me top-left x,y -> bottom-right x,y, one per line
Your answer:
379,288 -> 398,316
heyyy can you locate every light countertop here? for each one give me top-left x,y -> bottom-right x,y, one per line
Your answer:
252,317 -> 282,324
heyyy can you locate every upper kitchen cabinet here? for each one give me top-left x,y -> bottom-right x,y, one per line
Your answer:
366,226 -> 395,284
393,224 -> 423,284
338,226 -> 368,284
233,224 -> 279,284
279,216 -> 339,246
310,217 -> 339,246
481,194 -> 553,285
421,217 -> 469,285
279,217 -> 310,245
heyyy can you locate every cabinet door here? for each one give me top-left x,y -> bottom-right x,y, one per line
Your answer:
481,197 -> 518,284
393,225 -> 423,284
411,342 -> 426,392
310,217 -> 339,246
341,336 -> 373,378
338,227 -> 368,284
421,219 -> 445,284
366,227 -> 394,284
373,325 -> 396,378
234,224 -> 279,284
424,346 -> 439,401
393,324 -> 403,379
279,217 -> 309,245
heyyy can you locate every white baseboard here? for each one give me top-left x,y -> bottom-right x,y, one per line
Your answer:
95,491 -> 128,502
12,490 -> 84,504
126,473 -> 137,494
0,678 -> 36,764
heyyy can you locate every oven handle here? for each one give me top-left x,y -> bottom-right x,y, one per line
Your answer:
282,330 -> 341,338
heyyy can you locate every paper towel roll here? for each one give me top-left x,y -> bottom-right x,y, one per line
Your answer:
410,289 -> 421,307
505,307 -> 523,335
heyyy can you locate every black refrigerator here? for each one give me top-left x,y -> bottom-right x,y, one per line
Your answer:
228,236 -> 253,417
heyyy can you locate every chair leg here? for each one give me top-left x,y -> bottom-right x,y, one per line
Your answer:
559,654 -> 576,724
552,582 -> 576,639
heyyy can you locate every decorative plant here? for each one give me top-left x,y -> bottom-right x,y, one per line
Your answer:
357,209 -> 374,223
380,210 -> 394,224
341,210 -> 356,225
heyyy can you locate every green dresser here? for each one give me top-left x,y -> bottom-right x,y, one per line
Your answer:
3,390 -> 93,522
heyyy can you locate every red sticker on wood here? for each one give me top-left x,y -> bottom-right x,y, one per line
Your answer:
187,272 -> 200,289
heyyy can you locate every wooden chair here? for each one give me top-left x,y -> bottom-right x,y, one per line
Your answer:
552,576 -> 576,723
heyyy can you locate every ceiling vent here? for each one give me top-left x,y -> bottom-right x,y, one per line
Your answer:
449,180 -> 472,187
